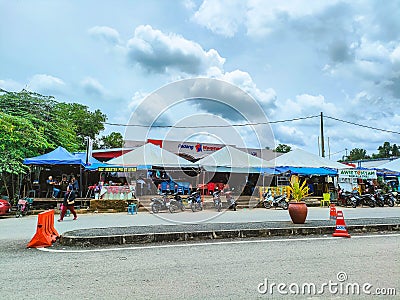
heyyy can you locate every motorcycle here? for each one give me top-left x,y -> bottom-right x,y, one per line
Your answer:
150,193 -> 171,213
338,191 -> 356,207
187,191 -> 202,212
383,192 -> 395,207
168,192 -> 186,213
373,190 -> 385,207
15,198 -> 33,218
262,190 -> 288,210
391,192 -> 400,205
351,191 -> 376,208
212,190 -> 222,212
225,189 -> 237,211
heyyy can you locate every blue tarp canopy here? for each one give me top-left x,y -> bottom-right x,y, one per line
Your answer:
72,152 -> 103,170
261,167 -> 337,176
23,146 -> 84,165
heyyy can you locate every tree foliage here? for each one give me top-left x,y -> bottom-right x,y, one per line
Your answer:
54,102 -> 107,150
0,89 -> 108,198
99,132 -> 124,149
274,144 -> 292,153
348,148 -> 368,161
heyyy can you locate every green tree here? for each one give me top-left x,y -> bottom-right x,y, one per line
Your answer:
348,148 -> 368,161
0,112 -> 49,197
377,142 -> 392,158
274,144 -> 292,153
391,144 -> 400,157
0,89 -> 79,152
54,103 -> 107,150
99,132 -> 124,149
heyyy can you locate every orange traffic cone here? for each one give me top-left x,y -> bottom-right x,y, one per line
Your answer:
329,204 -> 337,220
332,210 -> 351,238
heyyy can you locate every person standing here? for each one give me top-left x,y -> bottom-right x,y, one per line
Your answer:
58,184 -> 78,222
71,176 -> 79,192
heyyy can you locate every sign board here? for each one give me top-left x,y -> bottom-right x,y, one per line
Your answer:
338,169 -> 377,180
98,167 -> 137,172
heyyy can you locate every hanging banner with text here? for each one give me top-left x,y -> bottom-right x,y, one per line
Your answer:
338,169 -> 377,180
98,167 -> 137,172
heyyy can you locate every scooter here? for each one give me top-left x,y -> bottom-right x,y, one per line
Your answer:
351,191 -> 375,208
383,192 -> 395,207
15,198 -> 33,218
187,191 -> 202,212
262,190 -> 288,210
225,189 -> 237,211
150,193 -> 171,213
212,190 -> 222,212
338,191 -> 356,207
168,192 -> 186,213
373,190 -> 385,207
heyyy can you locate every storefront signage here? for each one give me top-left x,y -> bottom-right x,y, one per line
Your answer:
338,169 -> 377,179
178,143 -> 223,152
98,167 -> 137,172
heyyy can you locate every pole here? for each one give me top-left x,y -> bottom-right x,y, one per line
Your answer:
320,112 -> 325,157
328,137 -> 331,159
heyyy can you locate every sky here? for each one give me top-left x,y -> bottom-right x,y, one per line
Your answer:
1,0 -> 400,160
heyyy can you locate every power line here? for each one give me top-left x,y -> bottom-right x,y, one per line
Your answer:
103,115 -> 320,128
324,115 -> 400,135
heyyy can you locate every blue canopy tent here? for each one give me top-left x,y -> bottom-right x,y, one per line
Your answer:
24,146 -> 86,197
23,146 -> 84,166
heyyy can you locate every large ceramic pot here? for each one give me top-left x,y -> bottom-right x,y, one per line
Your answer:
288,201 -> 308,224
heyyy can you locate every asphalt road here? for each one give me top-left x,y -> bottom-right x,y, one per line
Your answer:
1,233 -> 399,299
1,206 -> 400,241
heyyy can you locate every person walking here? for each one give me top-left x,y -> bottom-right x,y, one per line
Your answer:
58,184 -> 78,222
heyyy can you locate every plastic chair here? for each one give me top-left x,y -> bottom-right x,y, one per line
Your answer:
128,203 -> 137,215
27,190 -> 36,198
321,193 -> 331,207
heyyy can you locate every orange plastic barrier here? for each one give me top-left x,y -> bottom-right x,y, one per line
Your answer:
329,204 -> 337,220
332,210 -> 351,238
27,210 -> 60,248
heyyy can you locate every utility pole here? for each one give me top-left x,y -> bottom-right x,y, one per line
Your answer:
320,112 -> 325,157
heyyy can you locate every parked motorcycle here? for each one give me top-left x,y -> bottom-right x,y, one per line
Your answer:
150,193 -> 171,213
225,188 -> 237,211
373,190 -> 385,207
168,192 -> 186,213
213,189 -> 222,212
338,191 -> 356,207
392,192 -> 400,205
187,191 -> 202,212
15,198 -> 33,218
351,191 -> 376,208
262,190 -> 288,210
383,192 -> 395,207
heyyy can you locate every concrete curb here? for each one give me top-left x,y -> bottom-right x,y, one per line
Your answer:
59,223 -> 400,247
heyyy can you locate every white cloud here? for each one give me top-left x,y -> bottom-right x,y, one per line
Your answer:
88,26 -> 121,45
28,74 -> 65,94
126,25 -> 225,74
390,45 -> 400,66
0,79 -> 24,91
192,0 -> 247,37
182,0 -> 197,11
80,77 -> 106,96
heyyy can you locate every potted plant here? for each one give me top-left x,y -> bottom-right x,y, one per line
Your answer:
287,180 -> 310,224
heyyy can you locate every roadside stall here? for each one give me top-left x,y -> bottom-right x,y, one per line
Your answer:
338,169 -> 377,193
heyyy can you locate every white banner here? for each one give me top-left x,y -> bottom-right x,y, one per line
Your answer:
338,169 -> 377,179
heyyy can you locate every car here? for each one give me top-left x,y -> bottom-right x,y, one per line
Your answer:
0,199 -> 11,215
